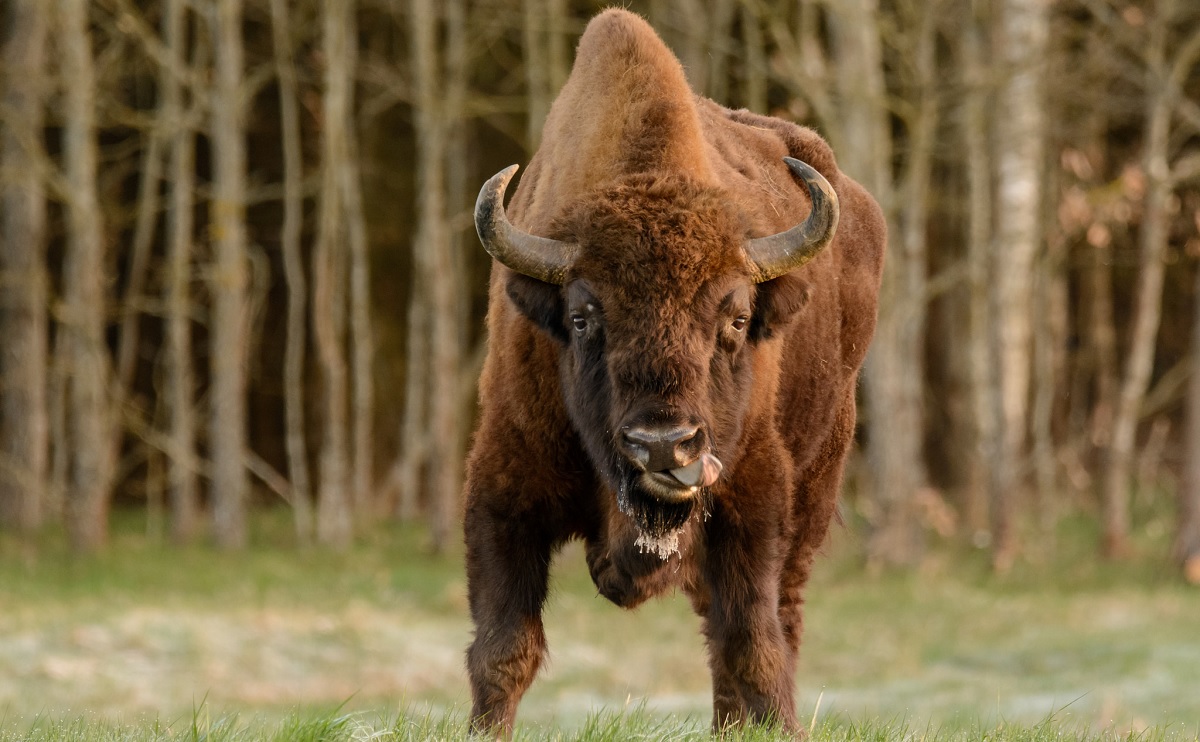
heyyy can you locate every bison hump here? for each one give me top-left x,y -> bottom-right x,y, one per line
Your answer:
526,9 -> 714,217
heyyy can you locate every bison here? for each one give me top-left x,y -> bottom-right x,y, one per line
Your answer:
463,8 -> 885,737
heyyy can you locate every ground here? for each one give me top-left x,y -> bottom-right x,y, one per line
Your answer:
1,514 -> 1198,738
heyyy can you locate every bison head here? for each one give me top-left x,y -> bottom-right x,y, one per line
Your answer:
476,161 -> 837,539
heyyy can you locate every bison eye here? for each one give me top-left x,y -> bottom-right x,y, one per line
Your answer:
731,315 -> 749,332
571,314 -> 588,334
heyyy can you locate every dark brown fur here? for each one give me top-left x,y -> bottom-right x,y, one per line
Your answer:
463,9 -> 886,737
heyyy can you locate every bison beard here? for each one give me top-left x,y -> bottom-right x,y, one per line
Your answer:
618,471 -> 706,542
461,7 -> 885,740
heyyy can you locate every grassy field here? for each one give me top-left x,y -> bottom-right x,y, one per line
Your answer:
1,512 -> 1198,740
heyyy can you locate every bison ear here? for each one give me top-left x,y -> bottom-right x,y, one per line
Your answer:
506,272 -> 568,343
750,273 -> 811,341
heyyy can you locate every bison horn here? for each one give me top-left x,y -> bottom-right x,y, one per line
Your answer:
474,164 -> 579,285
744,157 -> 840,283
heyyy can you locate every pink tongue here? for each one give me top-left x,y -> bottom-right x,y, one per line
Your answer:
669,453 -> 723,488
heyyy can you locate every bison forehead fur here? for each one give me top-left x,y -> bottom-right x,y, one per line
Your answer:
462,7 -> 886,738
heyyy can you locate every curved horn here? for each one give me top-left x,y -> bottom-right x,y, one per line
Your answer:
745,157 -> 840,283
474,164 -> 578,285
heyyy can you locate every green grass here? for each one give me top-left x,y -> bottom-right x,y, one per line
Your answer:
2,510 -> 1199,740
2,709 -> 1198,742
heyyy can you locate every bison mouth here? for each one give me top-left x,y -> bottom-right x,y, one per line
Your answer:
616,456 -> 720,542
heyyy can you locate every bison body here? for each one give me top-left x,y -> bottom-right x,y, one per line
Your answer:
463,9 -> 885,736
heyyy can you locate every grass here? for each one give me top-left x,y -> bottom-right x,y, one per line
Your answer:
1,509 -> 1199,740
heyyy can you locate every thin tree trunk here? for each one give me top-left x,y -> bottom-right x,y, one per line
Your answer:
1175,260 -> 1200,581
395,285 -> 429,521
1103,0 -> 1198,559
673,0 -> 709,93
411,0 -> 468,552
740,1 -> 768,113
209,0 -> 250,549
314,0 -> 354,547
1031,191 -> 1068,532
60,0 -> 115,553
344,9 -> 375,525
164,0 -> 200,544
269,0 -> 313,544
1088,244 -> 1118,450
704,0 -> 737,102
546,0 -> 569,94
0,0 -> 50,534
116,111 -> 164,396
1102,27 -> 1172,558
830,0 -> 925,568
988,0 -> 1048,571
961,0 -> 995,537
523,0 -> 549,149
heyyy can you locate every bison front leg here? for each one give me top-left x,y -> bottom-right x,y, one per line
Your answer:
464,496 -> 554,738
701,486 -> 799,734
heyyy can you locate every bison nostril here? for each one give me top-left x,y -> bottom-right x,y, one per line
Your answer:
622,425 -> 700,472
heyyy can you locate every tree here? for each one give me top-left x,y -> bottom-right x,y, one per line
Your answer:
60,0 -> 116,552
959,0 -> 997,536
407,0 -> 472,551
1100,0 -> 1200,558
269,0 -> 313,544
313,0 -> 358,548
208,0 -> 251,549
829,0 -> 931,568
1177,261 -> 1200,582
0,0 -> 50,536
163,0 -> 201,544
986,0 -> 1049,571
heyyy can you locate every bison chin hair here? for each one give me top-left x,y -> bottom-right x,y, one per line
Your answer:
616,470 -> 709,539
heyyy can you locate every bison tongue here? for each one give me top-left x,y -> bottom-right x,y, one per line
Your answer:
668,453 -> 723,488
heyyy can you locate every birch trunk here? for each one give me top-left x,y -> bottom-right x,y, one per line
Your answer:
0,0 -> 50,534
163,0 -> 201,543
60,0 -> 115,552
209,0 -> 250,549
988,0 -> 1048,570
269,0 -> 313,544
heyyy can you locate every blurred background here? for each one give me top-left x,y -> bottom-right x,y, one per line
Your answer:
0,0 -> 1199,580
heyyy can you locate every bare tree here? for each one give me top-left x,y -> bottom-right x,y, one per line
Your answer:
959,0 -> 996,536
829,0 -> 930,568
208,0 -> 251,549
408,0 -> 471,551
163,0 -> 201,543
313,0 -> 355,548
1176,261 -> 1200,582
987,0 -> 1048,571
60,0 -> 116,552
0,0 -> 51,535
269,0 -> 313,544
522,0 -> 550,149
1101,0 -> 1200,557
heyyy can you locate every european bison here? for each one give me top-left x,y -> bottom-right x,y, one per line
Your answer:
463,8 -> 885,737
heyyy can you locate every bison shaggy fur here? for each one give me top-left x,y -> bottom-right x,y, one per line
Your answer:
462,8 -> 886,737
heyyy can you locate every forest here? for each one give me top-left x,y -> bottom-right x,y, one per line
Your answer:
0,0 -> 1198,577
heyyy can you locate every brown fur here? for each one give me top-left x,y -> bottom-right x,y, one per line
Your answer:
463,9 -> 886,737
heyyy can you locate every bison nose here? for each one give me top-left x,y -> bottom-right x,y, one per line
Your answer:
621,425 -> 699,472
